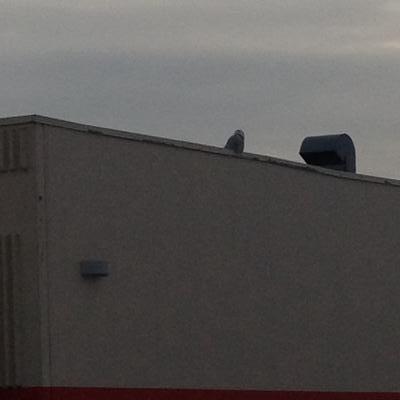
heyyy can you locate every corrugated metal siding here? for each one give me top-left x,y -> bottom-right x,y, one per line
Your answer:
0,234 -> 21,387
0,129 -> 29,172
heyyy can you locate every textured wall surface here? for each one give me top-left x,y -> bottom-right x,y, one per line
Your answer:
0,124 -> 44,387
37,124 -> 400,392
0,126 -> 30,172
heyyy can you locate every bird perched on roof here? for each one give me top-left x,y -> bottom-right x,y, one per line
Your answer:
224,129 -> 245,154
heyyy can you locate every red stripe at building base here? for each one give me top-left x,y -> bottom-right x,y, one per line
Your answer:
1,388 -> 400,400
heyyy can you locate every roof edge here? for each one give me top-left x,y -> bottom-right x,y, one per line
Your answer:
0,114 -> 399,188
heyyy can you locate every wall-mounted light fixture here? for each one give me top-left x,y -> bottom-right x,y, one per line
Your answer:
80,260 -> 109,278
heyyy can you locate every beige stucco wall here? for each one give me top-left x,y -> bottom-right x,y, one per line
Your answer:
0,124 -> 46,387
38,124 -> 400,392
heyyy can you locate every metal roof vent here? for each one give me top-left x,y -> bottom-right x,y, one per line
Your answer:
299,134 -> 356,173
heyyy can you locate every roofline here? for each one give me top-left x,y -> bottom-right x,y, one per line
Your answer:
1,114 -> 399,188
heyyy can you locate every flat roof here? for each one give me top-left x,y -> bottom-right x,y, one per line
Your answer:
1,114 -> 399,188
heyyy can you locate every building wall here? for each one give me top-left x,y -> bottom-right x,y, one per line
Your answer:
0,124 -> 45,387
39,124 -> 400,392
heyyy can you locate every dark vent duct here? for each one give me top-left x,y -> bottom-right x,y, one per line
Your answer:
299,134 -> 356,173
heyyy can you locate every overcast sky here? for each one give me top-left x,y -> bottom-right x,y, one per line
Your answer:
1,1 -> 400,178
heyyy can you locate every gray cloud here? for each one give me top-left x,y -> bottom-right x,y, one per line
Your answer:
1,1 -> 399,56
0,1 -> 400,178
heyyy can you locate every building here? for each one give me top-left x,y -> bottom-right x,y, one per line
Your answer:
1,115 -> 400,399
